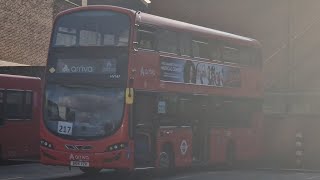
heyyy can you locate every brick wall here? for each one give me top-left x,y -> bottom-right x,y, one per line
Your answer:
0,0 -> 145,66
53,0 -> 81,17
0,0 -> 54,66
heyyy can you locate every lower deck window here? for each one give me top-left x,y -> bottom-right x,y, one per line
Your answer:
133,92 -> 259,129
1,90 -> 33,120
6,91 -> 24,119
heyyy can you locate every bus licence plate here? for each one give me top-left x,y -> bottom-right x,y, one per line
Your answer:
70,161 -> 89,167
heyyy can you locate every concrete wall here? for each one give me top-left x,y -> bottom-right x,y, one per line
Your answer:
264,115 -> 320,169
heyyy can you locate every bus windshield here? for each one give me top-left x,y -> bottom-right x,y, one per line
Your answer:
52,10 -> 130,47
44,84 -> 124,139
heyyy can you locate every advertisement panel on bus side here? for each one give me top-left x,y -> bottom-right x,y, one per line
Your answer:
160,57 -> 241,88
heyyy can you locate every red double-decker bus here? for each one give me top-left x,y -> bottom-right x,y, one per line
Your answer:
41,5 -> 262,173
0,74 -> 41,161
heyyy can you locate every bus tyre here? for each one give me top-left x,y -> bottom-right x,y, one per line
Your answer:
226,143 -> 235,169
79,167 -> 102,174
158,145 -> 174,176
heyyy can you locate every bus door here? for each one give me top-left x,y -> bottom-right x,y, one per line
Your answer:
133,93 -> 157,167
207,98 -> 227,164
191,96 -> 210,163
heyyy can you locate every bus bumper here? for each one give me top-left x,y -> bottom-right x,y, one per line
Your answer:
40,148 -> 133,170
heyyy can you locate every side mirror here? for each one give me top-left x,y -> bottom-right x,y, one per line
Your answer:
126,88 -> 134,104
133,41 -> 139,53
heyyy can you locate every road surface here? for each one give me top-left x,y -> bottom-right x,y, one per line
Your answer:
1,162 -> 320,180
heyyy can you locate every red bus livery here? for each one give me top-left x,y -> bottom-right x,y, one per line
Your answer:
0,74 -> 41,160
41,5 -> 262,173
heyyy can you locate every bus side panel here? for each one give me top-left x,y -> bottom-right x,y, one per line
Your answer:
209,128 -> 227,164
1,122 -> 39,159
231,114 -> 262,162
30,89 -> 41,159
0,78 -> 41,160
131,51 -> 160,90
231,128 -> 255,161
155,127 -> 193,168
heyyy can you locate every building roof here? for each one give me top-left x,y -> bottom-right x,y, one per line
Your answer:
0,60 -> 30,66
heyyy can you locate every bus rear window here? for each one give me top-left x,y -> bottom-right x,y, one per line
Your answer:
53,11 -> 130,47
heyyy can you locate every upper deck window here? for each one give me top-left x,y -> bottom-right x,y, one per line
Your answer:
222,46 -> 240,63
137,25 -> 156,50
192,39 -> 210,59
254,49 -> 263,68
222,43 -> 259,66
157,30 -> 178,54
209,41 -> 221,60
53,11 -> 130,47
240,47 -> 255,65
179,34 -> 192,56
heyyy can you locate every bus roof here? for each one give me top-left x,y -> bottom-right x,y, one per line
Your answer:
0,74 -> 41,81
55,5 -> 261,47
55,5 -> 136,19
137,12 -> 261,47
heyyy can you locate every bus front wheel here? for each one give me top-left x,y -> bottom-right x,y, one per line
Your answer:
79,167 -> 102,174
158,145 -> 175,175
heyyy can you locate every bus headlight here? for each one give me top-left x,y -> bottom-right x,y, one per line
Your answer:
40,139 -> 54,149
106,143 -> 127,152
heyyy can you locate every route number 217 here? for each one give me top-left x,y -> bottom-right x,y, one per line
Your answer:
57,121 -> 73,135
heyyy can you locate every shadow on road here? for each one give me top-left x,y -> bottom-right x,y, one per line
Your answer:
43,170 -> 154,180
0,160 -> 37,166
42,166 -> 232,180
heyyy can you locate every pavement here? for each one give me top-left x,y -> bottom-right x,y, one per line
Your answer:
2,161 -> 320,180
